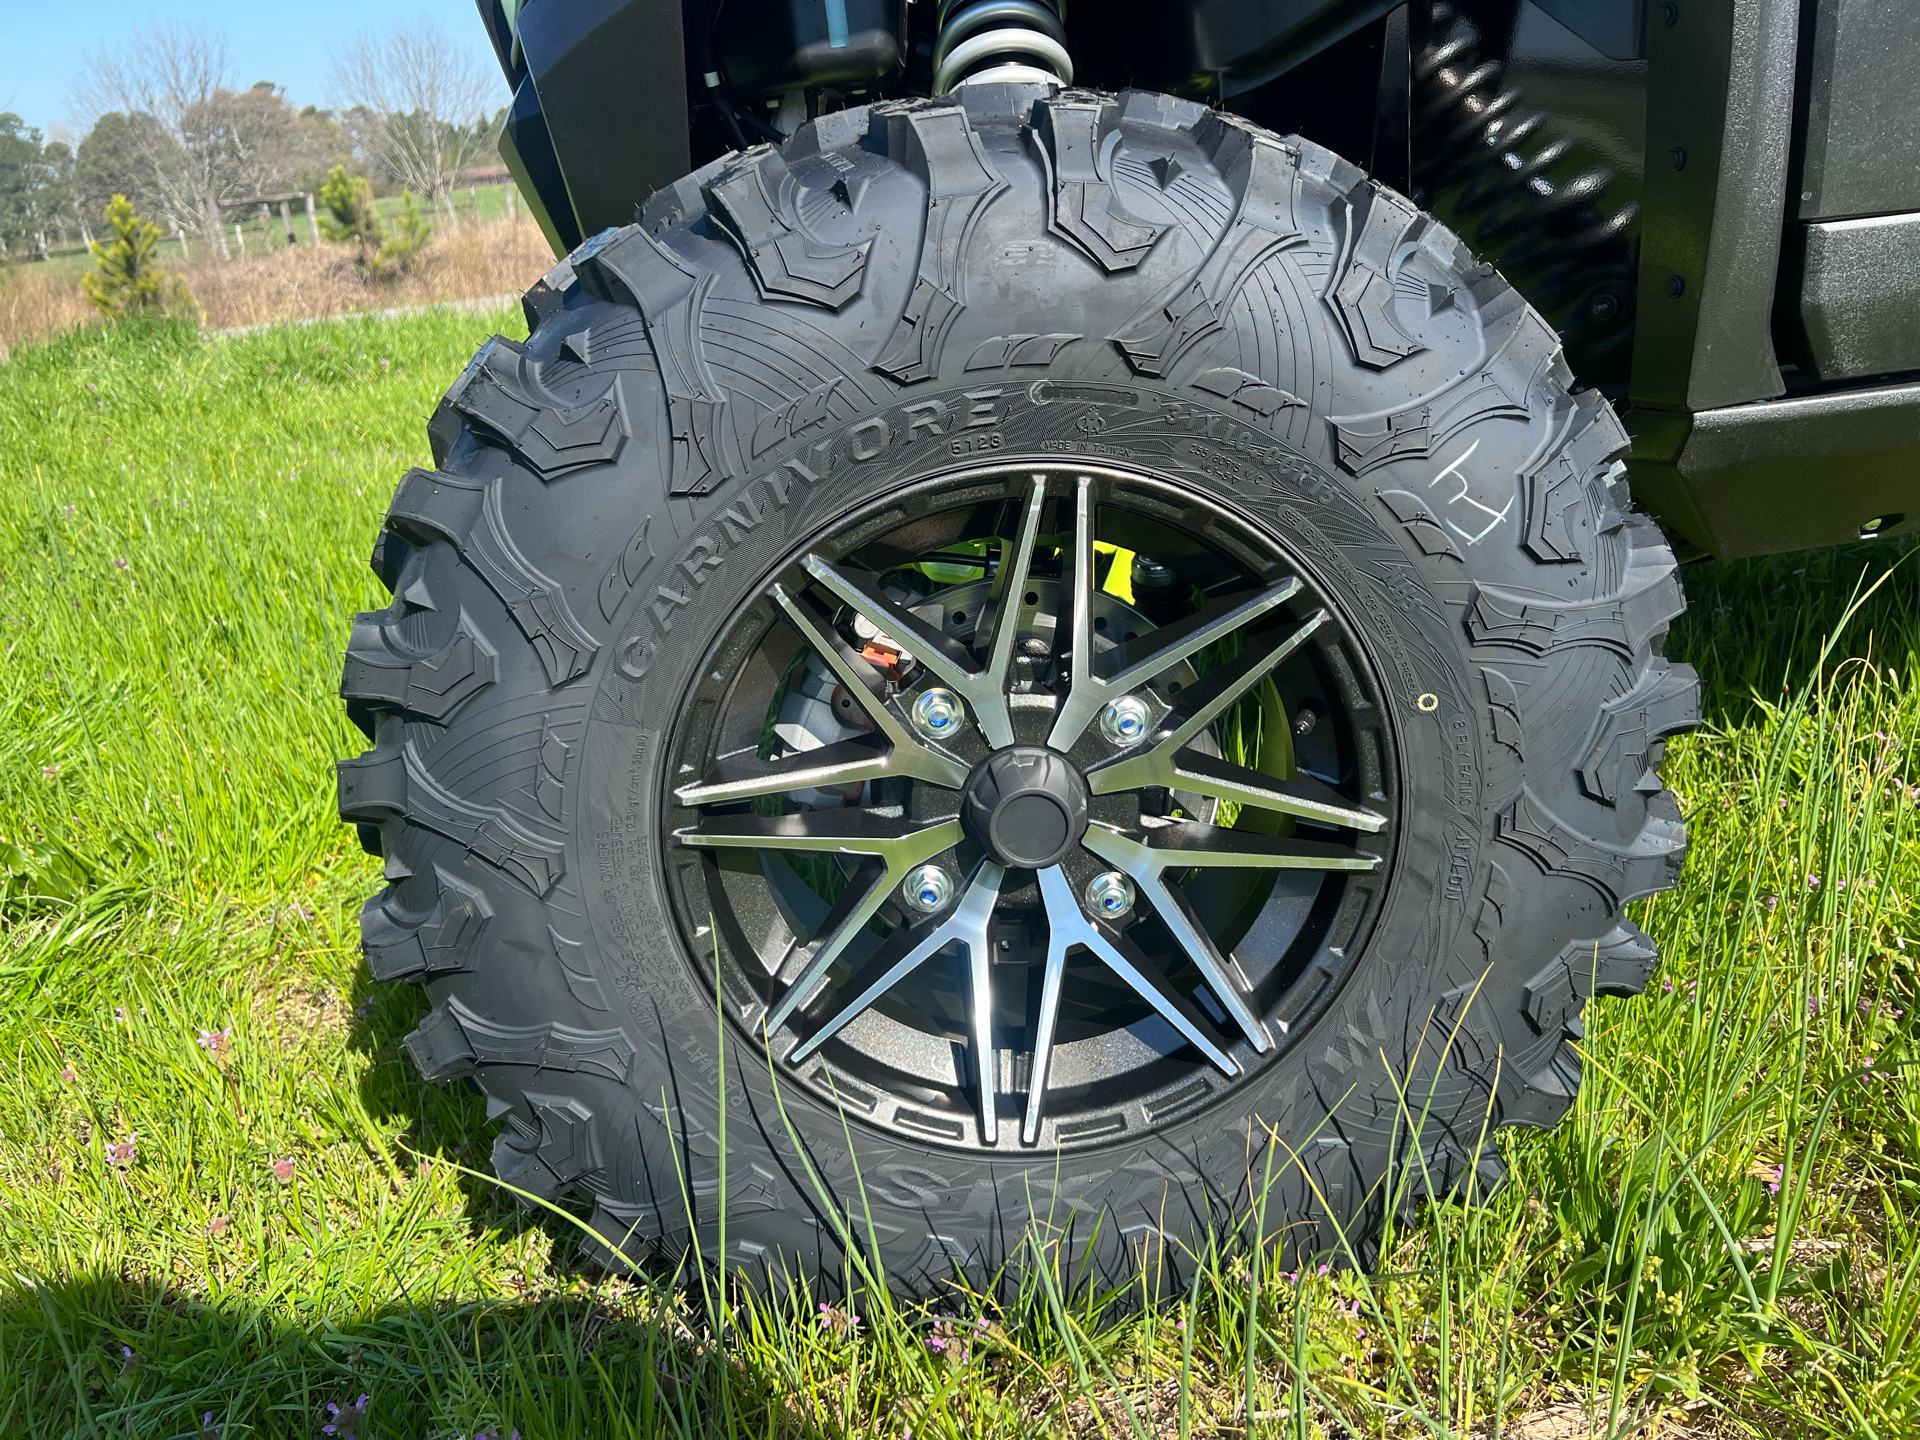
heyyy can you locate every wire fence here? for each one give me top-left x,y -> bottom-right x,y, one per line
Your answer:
1,180 -> 523,275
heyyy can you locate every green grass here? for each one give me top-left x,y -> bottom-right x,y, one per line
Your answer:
0,315 -> 1916,1437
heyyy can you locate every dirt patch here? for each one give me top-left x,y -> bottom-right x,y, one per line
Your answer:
261,978 -> 354,1042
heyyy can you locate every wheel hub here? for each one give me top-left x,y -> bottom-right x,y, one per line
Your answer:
959,745 -> 1090,869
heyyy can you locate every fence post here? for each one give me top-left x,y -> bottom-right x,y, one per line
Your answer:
177,225 -> 190,261
305,192 -> 319,245
505,184 -> 515,220
280,198 -> 295,245
234,222 -> 244,257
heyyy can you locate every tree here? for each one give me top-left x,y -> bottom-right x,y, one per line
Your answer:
328,21 -> 501,223
74,24 -> 233,260
73,111 -> 171,223
0,114 -> 73,255
81,194 -> 193,318
75,31 -> 344,263
220,82 -> 335,204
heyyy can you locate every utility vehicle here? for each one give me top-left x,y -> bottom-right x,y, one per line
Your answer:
337,0 -> 1920,1284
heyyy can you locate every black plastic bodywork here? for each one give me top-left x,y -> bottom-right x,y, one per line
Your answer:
479,0 -> 1920,561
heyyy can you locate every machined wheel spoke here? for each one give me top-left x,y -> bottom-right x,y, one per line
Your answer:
675,811 -> 962,859
802,554 -> 1019,747
1101,581 -> 1301,695
1085,609 -> 1329,795
1024,866 -> 1236,1145
1079,823 -> 1266,1048
771,583 -> 969,790
1086,818 -> 1379,873
677,814 -> 966,1035
789,863 -> 1007,1145
1159,750 -> 1388,834
1047,475 -> 1100,753
674,735 -> 898,807
1047,475 -> 1303,751
971,476 -> 1047,705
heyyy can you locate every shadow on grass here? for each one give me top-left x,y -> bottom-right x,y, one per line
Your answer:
0,1271 -> 824,1438
343,960 -> 609,1274
1671,536 -> 1920,726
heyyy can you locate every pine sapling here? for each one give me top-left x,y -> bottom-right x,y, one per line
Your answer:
81,195 -> 195,321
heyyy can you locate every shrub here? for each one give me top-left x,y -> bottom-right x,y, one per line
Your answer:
317,165 -> 381,251
372,193 -> 433,279
79,195 -> 195,321
319,166 -> 434,282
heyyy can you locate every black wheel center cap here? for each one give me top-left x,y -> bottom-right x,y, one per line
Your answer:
960,745 -> 1090,870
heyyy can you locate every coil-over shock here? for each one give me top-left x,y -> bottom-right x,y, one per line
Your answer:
1412,2 -> 1640,388
931,0 -> 1072,92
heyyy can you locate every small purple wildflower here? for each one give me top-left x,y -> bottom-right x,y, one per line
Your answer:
197,1027 -> 233,1067
112,558 -> 129,571
59,1065 -> 75,1083
206,1214 -> 230,1237
1768,1165 -> 1783,1195
924,1316 -> 969,1362
41,763 -> 59,780
272,1155 -> 295,1184
1317,1263 -> 1330,1277
106,1132 -> 138,1169
818,1302 -> 859,1336
321,1393 -> 369,1439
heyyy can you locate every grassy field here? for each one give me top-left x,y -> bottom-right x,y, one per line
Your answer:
0,313 -> 1915,1439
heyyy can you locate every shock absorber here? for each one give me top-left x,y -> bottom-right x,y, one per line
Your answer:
1413,2 -> 1639,387
931,0 -> 1072,92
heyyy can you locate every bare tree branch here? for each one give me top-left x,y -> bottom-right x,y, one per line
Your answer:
329,21 -> 501,221
72,24 -> 233,258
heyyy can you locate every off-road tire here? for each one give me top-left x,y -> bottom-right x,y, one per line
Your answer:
337,83 -> 1697,1285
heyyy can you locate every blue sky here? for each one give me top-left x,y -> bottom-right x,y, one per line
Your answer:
2,1 -> 512,140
